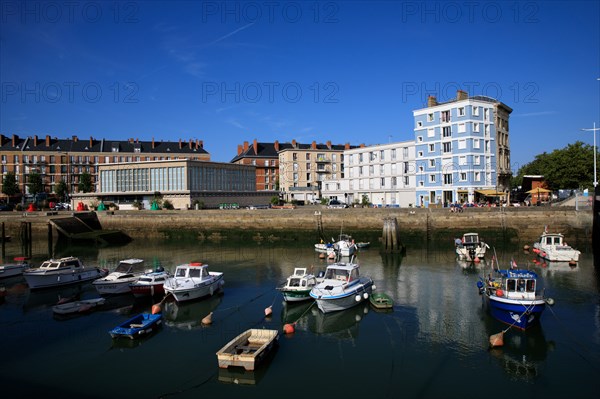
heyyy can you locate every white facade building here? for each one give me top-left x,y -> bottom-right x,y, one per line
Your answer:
321,141 -> 416,207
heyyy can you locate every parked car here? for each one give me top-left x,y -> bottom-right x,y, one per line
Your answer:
327,199 -> 348,209
0,203 -> 14,211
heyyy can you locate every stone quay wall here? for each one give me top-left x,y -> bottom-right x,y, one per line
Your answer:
0,206 -> 592,245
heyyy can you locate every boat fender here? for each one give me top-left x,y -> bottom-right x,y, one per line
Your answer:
372,284 -> 377,290
545,298 -> 555,306
151,304 -> 162,314
363,292 -> 369,299
209,286 -> 214,296
355,295 -> 361,302
283,323 -> 295,334
496,289 -> 504,297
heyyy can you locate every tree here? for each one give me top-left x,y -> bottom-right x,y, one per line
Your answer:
2,172 -> 19,203
55,179 -> 68,201
78,172 -> 93,193
26,171 -> 44,196
514,141 -> 596,190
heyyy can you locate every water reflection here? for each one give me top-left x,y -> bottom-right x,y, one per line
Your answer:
163,293 -> 224,330
305,303 -> 370,339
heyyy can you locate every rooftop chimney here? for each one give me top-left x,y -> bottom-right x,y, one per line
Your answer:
152,137 -> 155,149
292,139 -> 296,148
311,140 -> 317,150
345,143 -> 350,150
199,140 -> 203,149
72,135 -> 78,142
178,139 -> 183,149
237,144 -> 243,155
274,140 -> 279,151
427,95 -> 438,107
33,135 -> 38,146
46,135 -> 51,147
243,141 -> 249,152
457,90 -> 468,101
326,140 -> 331,149
12,134 -> 18,147
89,136 -> 93,148
253,139 -> 258,155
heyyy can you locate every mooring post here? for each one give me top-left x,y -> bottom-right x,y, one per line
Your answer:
47,222 -> 53,258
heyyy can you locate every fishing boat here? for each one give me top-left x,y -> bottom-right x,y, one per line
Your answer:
532,230 -> 580,263
23,257 -> 108,290
129,268 -> 171,298
369,292 -> 393,310
333,233 -> 357,257
216,329 -> 279,371
0,257 -> 30,279
477,266 -> 548,330
309,262 -> 374,313
52,297 -> 106,315
92,258 -> 146,295
108,312 -> 163,339
163,262 -> 224,302
276,267 -> 319,302
455,232 -> 488,261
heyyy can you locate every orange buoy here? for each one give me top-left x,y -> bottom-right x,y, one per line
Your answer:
264,305 -> 273,317
201,312 -> 213,325
474,257 -> 480,263
283,323 -> 295,334
151,304 -> 161,314
319,253 -> 325,259
496,289 -> 504,297
489,331 -> 504,347
523,245 -> 530,251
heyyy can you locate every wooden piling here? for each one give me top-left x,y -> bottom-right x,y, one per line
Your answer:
382,217 -> 405,253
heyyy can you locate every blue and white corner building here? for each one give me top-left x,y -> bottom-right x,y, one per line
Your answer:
412,90 -> 512,207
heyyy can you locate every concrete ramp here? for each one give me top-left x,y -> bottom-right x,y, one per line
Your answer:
50,212 -> 132,246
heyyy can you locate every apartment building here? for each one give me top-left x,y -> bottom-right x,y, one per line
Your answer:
0,134 -> 209,200
230,140 -> 282,191
412,91 -> 512,207
321,141 -> 417,207
278,140 -> 357,203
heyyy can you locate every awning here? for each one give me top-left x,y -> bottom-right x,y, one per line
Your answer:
475,189 -> 506,196
526,187 -> 552,194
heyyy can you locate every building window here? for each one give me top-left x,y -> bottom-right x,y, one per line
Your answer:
417,136 -> 423,143
458,123 -> 466,133
458,140 -> 466,149
474,172 -> 481,181
429,143 -> 435,152
404,176 -> 409,185
458,107 -> 465,117
474,155 -> 481,165
429,174 -> 436,183
459,156 -> 466,165
380,150 -> 385,160
473,139 -> 480,149
473,122 -> 480,133
418,151 -> 423,157
381,177 -> 385,187
442,126 -> 451,138
429,159 -> 435,168
403,147 -> 409,158
359,153 -> 363,163
417,121 -> 423,128
472,106 -> 479,116
443,173 -> 452,184
427,128 -> 435,138
428,113 -> 434,122
392,176 -> 397,187
442,142 -> 452,153
460,172 -> 467,181
441,110 -> 451,123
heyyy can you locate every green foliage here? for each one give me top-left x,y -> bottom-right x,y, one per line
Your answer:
361,194 -> 370,207
162,199 -> 174,210
270,196 -> 279,205
514,141 -> 596,190
2,172 -> 19,199
54,180 -> 68,201
26,171 -> 44,196
78,172 -> 93,193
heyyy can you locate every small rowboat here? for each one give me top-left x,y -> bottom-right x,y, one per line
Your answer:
216,329 -> 278,371
52,298 -> 106,315
369,292 -> 393,310
109,313 -> 162,339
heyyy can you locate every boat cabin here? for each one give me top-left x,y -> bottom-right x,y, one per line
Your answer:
539,233 -> 564,246
462,233 -> 480,246
324,264 -> 359,282
113,258 -> 145,274
39,257 -> 82,270
175,263 -> 209,278
286,268 -> 317,288
493,270 -> 538,300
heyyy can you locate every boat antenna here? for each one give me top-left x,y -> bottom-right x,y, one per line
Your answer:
493,247 -> 500,271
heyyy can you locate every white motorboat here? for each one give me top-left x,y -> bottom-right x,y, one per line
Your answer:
93,258 -> 146,295
129,268 -> 171,298
532,231 -> 580,263
333,234 -> 357,257
309,262 -> 374,313
276,267 -> 320,302
23,257 -> 108,290
163,262 -> 224,302
0,257 -> 30,279
455,232 -> 488,261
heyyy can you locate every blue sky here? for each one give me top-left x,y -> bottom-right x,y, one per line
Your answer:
1,1 -> 599,171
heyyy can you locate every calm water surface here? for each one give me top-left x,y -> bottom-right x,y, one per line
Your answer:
1,238 -> 599,399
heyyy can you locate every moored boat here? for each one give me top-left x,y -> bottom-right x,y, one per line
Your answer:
23,257 -> 108,290
129,268 -> 171,298
455,232 -> 488,261
532,230 -> 580,263
478,267 -> 548,330
0,257 -> 30,279
369,292 -> 393,310
163,262 -> 224,302
93,258 -> 146,295
52,297 -> 106,315
109,312 -> 163,339
309,262 -> 374,313
276,267 -> 319,302
216,328 -> 278,371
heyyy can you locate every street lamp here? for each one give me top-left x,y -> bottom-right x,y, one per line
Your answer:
581,122 -> 599,187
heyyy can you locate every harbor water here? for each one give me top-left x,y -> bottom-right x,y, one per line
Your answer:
1,237 -> 599,398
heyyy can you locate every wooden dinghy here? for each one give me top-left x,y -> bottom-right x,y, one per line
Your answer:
369,292 -> 394,310
216,329 -> 278,371
52,297 -> 106,315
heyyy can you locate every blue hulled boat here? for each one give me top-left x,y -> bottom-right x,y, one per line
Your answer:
478,269 -> 547,330
109,312 -> 162,339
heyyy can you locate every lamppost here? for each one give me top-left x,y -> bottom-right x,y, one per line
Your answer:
581,122 -> 599,187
